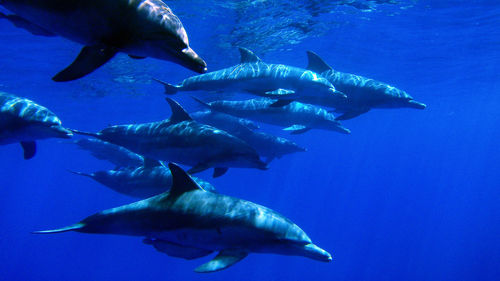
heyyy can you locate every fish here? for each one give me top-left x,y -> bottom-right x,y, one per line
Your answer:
155,47 -> 346,107
0,0 -> 207,81
0,92 -> 72,159
35,163 -> 332,273
71,98 -> 267,178
194,97 -> 350,135
304,51 -> 426,120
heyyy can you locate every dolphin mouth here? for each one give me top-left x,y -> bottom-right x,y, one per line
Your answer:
178,47 -> 207,73
302,243 -> 332,262
53,126 -> 73,139
408,99 -> 426,109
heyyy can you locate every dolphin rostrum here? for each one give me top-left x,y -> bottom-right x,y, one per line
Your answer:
35,163 -> 332,272
0,0 -> 207,81
70,159 -> 216,198
0,92 -> 72,159
194,97 -> 350,135
304,51 -> 426,120
73,138 -> 145,168
155,47 -> 346,107
71,98 -> 267,177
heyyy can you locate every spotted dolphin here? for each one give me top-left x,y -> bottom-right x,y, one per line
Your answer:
0,0 -> 207,81
0,92 -> 72,159
35,163 -> 332,273
70,159 -> 216,198
304,51 -> 426,120
71,98 -> 267,178
192,110 -> 306,162
194,97 -> 350,135
155,47 -> 346,107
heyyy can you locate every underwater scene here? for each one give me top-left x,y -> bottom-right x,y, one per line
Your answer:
0,0 -> 498,280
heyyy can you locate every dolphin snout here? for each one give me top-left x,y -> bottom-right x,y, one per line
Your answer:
53,126 -> 73,139
303,243 -> 332,262
408,99 -> 426,109
180,47 -> 207,73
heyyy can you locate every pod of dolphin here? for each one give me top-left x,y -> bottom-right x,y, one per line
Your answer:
0,0 -> 426,273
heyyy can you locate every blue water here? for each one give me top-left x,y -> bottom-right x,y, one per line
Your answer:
0,1 -> 499,280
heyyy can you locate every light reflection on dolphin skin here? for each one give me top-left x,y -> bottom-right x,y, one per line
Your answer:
304,51 -> 426,120
0,92 -> 72,159
0,0 -> 207,81
71,98 -> 267,177
35,163 -> 331,273
156,47 -> 346,106
194,97 -> 350,135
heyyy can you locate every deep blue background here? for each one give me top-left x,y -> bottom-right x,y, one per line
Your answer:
0,1 -> 499,280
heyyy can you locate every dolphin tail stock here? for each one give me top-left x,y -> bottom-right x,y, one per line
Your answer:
68,128 -> 100,138
32,223 -> 85,234
67,170 -> 93,178
191,96 -> 210,108
152,78 -> 179,95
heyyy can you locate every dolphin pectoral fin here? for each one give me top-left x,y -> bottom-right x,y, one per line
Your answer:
20,141 -> 36,159
335,109 -> 370,120
128,55 -> 146,59
264,89 -> 295,96
143,238 -> 212,260
270,99 -> 294,107
52,45 -> 118,82
283,125 -> 311,135
0,12 -> 56,37
195,250 -> 248,273
213,167 -> 229,178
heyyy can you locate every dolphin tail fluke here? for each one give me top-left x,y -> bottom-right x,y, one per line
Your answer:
68,128 -> 100,138
153,78 -> 178,95
32,223 -> 85,234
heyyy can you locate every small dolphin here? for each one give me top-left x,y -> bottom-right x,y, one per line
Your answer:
71,98 -> 267,177
35,163 -> 332,272
194,97 -> 350,135
70,159 -> 216,198
192,110 -> 306,162
73,138 -> 144,168
0,92 -> 72,159
304,51 -> 426,120
155,47 -> 346,107
0,0 -> 207,81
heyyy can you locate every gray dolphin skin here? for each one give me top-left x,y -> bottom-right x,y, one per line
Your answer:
0,0 -> 207,81
305,51 -> 426,120
155,47 -> 346,107
0,92 -> 72,159
73,138 -> 144,168
35,163 -> 332,273
194,97 -> 350,135
71,98 -> 267,177
70,160 -> 216,198
192,110 -> 306,162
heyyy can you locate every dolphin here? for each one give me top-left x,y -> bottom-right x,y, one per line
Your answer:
194,97 -> 350,135
0,0 -> 207,81
304,51 -> 426,120
71,98 -> 267,178
192,110 -> 306,162
73,138 -> 144,168
0,92 -> 72,159
35,163 -> 332,272
70,159 -> 216,198
155,47 -> 346,107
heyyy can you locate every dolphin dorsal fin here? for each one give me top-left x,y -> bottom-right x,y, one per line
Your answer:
168,163 -> 204,197
166,98 -> 192,123
306,51 -> 332,73
239,47 -> 262,63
